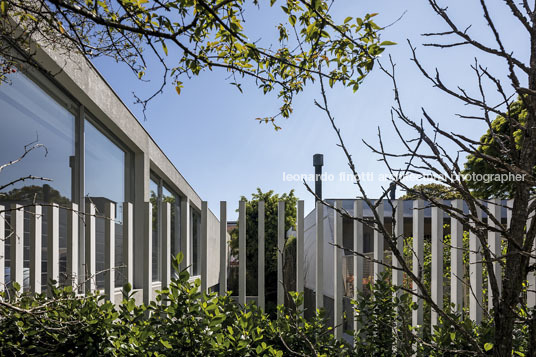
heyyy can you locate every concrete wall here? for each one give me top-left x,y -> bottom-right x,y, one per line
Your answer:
302,198 -> 509,299
303,204 -> 337,299
207,213 -> 221,288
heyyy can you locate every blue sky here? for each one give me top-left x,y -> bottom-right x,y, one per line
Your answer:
92,0 -> 527,219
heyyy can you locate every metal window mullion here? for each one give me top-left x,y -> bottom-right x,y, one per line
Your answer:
172,195 -> 181,271
157,178 -> 163,282
197,212 -> 201,276
77,105 -> 86,290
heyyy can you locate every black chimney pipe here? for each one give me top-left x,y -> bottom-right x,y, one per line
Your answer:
313,154 -> 324,201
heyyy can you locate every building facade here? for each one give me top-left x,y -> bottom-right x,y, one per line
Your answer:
0,39 -> 222,299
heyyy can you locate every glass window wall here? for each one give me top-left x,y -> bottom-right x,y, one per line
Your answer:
85,119 -> 126,289
150,176 -> 185,281
150,178 -> 160,282
162,185 -> 181,275
0,70 -> 131,291
0,72 -> 74,290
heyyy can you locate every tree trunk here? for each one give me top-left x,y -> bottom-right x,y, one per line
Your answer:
528,313 -> 536,357
494,46 -> 536,354
494,258 -> 526,356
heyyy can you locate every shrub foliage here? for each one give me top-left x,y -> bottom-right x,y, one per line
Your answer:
0,254 -> 532,356
0,254 -> 349,356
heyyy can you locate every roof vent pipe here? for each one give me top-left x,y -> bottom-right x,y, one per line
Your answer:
313,154 -> 324,202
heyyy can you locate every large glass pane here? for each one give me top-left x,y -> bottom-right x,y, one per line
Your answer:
162,186 -> 180,276
0,73 -> 74,203
0,72 -> 74,290
85,119 -> 125,289
150,178 -> 160,282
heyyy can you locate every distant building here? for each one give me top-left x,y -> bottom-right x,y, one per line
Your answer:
302,198 -> 508,325
227,221 -> 238,233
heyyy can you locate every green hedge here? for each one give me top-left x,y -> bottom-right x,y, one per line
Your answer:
0,254 -> 349,356
0,255 -> 530,356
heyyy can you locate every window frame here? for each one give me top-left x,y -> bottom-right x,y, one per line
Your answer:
149,173 -> 187,282
84,112 -> 134,208
162,184 -> 181,269
6,62 -> 134,290
11,62 -> 134,211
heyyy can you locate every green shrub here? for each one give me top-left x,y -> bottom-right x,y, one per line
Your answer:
2,254 -> 531,355
0,282 -> 127,355
0,254 -> 350,356
351,271 -> 530,356
353,272 -> 413,356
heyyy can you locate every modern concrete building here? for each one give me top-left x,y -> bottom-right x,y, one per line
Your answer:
302,198 -> 509,329
303,198 -> 509,293
0,35 -> 222,299
304,199 -> 430,298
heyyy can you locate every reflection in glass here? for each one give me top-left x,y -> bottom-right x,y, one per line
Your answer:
85,119 -> 125,289
150,178 -> 183,282
0,72 -> 74,290
150,178 -> 160,282
162,186 -> 181,276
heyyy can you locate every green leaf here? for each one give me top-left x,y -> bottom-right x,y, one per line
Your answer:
160,339 -> 172,349
230,82 -> 243,93
344,16 -> 352,24
176,251 -> 184,264
123,282 -> 132,293
175,81 -> 183,95
380,41 -> 397,46
234,43 -> 244,52
289,15 -> 296,26
484,343 -> 493,351
306,23 -> 315,36
162,41 -> 168,56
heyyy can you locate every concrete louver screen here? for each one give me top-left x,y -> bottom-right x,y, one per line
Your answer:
1,198 -> 529,342
1,202 -> 136,303
212,198 -> 519,341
